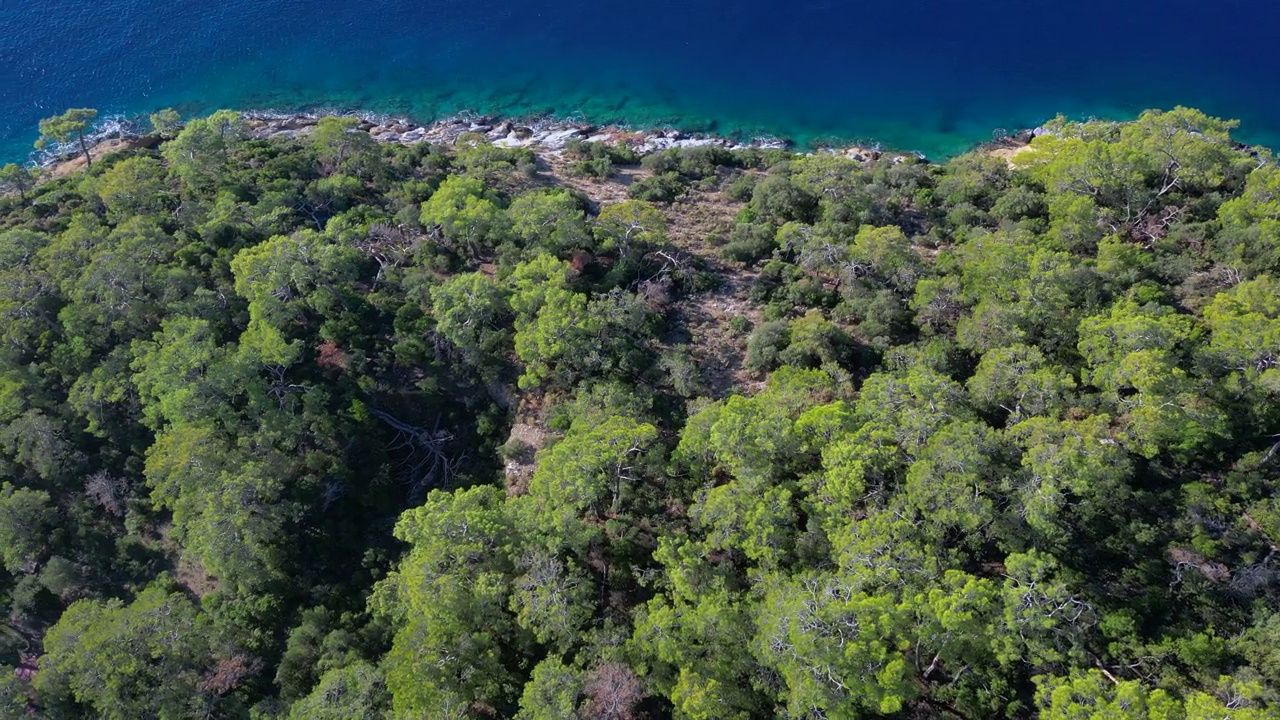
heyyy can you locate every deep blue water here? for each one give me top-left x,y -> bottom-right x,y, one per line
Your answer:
2,0 -> 1279,161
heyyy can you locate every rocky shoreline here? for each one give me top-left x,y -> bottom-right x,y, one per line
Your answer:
40,109 -> 1035,172
239,111 -> 950,164
244,111 -> 791,153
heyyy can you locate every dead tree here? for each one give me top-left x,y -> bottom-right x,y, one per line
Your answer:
368,407 -> 461,500
354,224 -> 418,284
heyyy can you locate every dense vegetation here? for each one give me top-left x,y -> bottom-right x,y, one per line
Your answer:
0,106 -> 1277,718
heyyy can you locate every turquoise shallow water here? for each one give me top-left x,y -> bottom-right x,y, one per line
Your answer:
2,0 -> 1279,161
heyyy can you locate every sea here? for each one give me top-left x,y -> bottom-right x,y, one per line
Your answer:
2,0 -> 1278,162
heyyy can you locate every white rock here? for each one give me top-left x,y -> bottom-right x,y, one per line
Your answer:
541,128 -> 587,148
672,138 -> 720,148
637,137 -> 675,153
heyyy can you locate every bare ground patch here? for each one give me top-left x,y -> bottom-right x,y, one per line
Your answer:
656,185 -> 766,398
535,153 -> 641,209
502,420 -> 551,496
47,135 -> 160,177
989,139 -> 1037,166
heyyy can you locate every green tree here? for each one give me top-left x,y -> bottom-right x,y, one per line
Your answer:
60,217 -> 190,353
789,153 -> 870,217
903,420 -> 1005,535
1203,275 -> 1280,393
1076,297 -> 1198,393
36,581 -> 222,720
1218,165 -> 1280,275
745,319 -> 790,373
429,272 -> 513,368
0,482 -> 56,575
230,230 -> 362,366
1184,678 -> 1275,719
131,316 -> 240,430
754,571 -> 916,717
509,188 -> 592,255
1111,349 -> 1227,459
149,107 -> 182,138
35,108 -> 98,167
144,426 -> 293,591
967,343 -> 1076,423
507,252 -> 573,325
371,486 -> 521,718
855,365 -> 971,455
849,224 -> 923,292
510,550 -> 594,653
515,656 -> 585,720
1020,108 -> 1246,244
780,309 -> 857,370
285,662 -> 389,720
678,367 -> 830,485
1036,671 -> 1182,720
0,164 -> 36,204
517,415 -> 658,552
1005,415 -> 1130,539
90,155 -> 169,219
161,109 -> 245,189
595,199 -> 667,257
0,670 -> 29,720
513,285 -> 599,389
751,174 -> 819,224
311,116 -> 380,177
632,540 -> 763,719
954,229 -> 1088,353
419,175 -> 510,258
996,551 -> 1096,668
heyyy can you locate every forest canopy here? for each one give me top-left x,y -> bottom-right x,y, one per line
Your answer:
0,106 -> 1276,718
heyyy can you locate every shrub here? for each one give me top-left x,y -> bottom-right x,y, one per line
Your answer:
674,146 -> 734,179
726,172 -> 758,201
745,319 -> 791,372
750,174 -> 819,224
628,172 -> 686,202
780,310 -> 857,368
660,349 -> 703,398
721,223 -> 777,264
641,150 -> 680,176
500,438 -> 533,462
567,138 -> 638,166
991,185 -> 1048,222
570,157 -> 613,179
517,156 -> 539,178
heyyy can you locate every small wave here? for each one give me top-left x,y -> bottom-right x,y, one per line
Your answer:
32,113 -> 145,166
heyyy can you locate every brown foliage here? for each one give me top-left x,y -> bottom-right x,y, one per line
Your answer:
582,662 -> 644,720
316,340 -> 349,373
199,654 -> 263,696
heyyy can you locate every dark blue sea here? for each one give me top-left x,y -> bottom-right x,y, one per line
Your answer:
2,0 -> 1278,161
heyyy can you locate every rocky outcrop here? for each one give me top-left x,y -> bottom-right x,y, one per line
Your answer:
242,112 -> 797,155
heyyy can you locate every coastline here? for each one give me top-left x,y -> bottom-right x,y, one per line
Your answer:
37,108 -> 1031,173
247,112 -> 795,154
